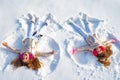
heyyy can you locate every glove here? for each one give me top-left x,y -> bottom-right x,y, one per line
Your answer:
71,48 -> 78,55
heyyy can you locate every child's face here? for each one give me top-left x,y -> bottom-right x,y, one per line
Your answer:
22,52 -> 29,63
96,47 -> 103,54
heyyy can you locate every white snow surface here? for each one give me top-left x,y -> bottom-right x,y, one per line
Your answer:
0,0 -> 120,80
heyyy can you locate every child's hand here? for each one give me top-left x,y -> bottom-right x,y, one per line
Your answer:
111,38 -> 117,43
2,42 -> 8,47
51,50 -> 55,55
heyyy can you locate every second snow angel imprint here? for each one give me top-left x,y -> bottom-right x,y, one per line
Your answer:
67,13 -> 117,67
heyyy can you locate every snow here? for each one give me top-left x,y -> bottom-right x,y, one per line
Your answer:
0,0 -> 120,80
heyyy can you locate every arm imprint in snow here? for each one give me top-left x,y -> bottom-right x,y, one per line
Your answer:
72,34 -> 115,67
2,42 -> 21,54
2,41 -> 55,70
35,50 -> 55,57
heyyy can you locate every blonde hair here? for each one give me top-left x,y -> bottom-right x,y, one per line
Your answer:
11,56 -> 43,70
27,57 -> 43,70
97,44 -> 113,66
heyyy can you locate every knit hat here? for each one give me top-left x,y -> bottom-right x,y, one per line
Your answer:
93,46 -> 106,57
19,53 -> 34,61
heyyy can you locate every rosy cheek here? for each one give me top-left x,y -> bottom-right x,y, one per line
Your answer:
96,49 -> 99,52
